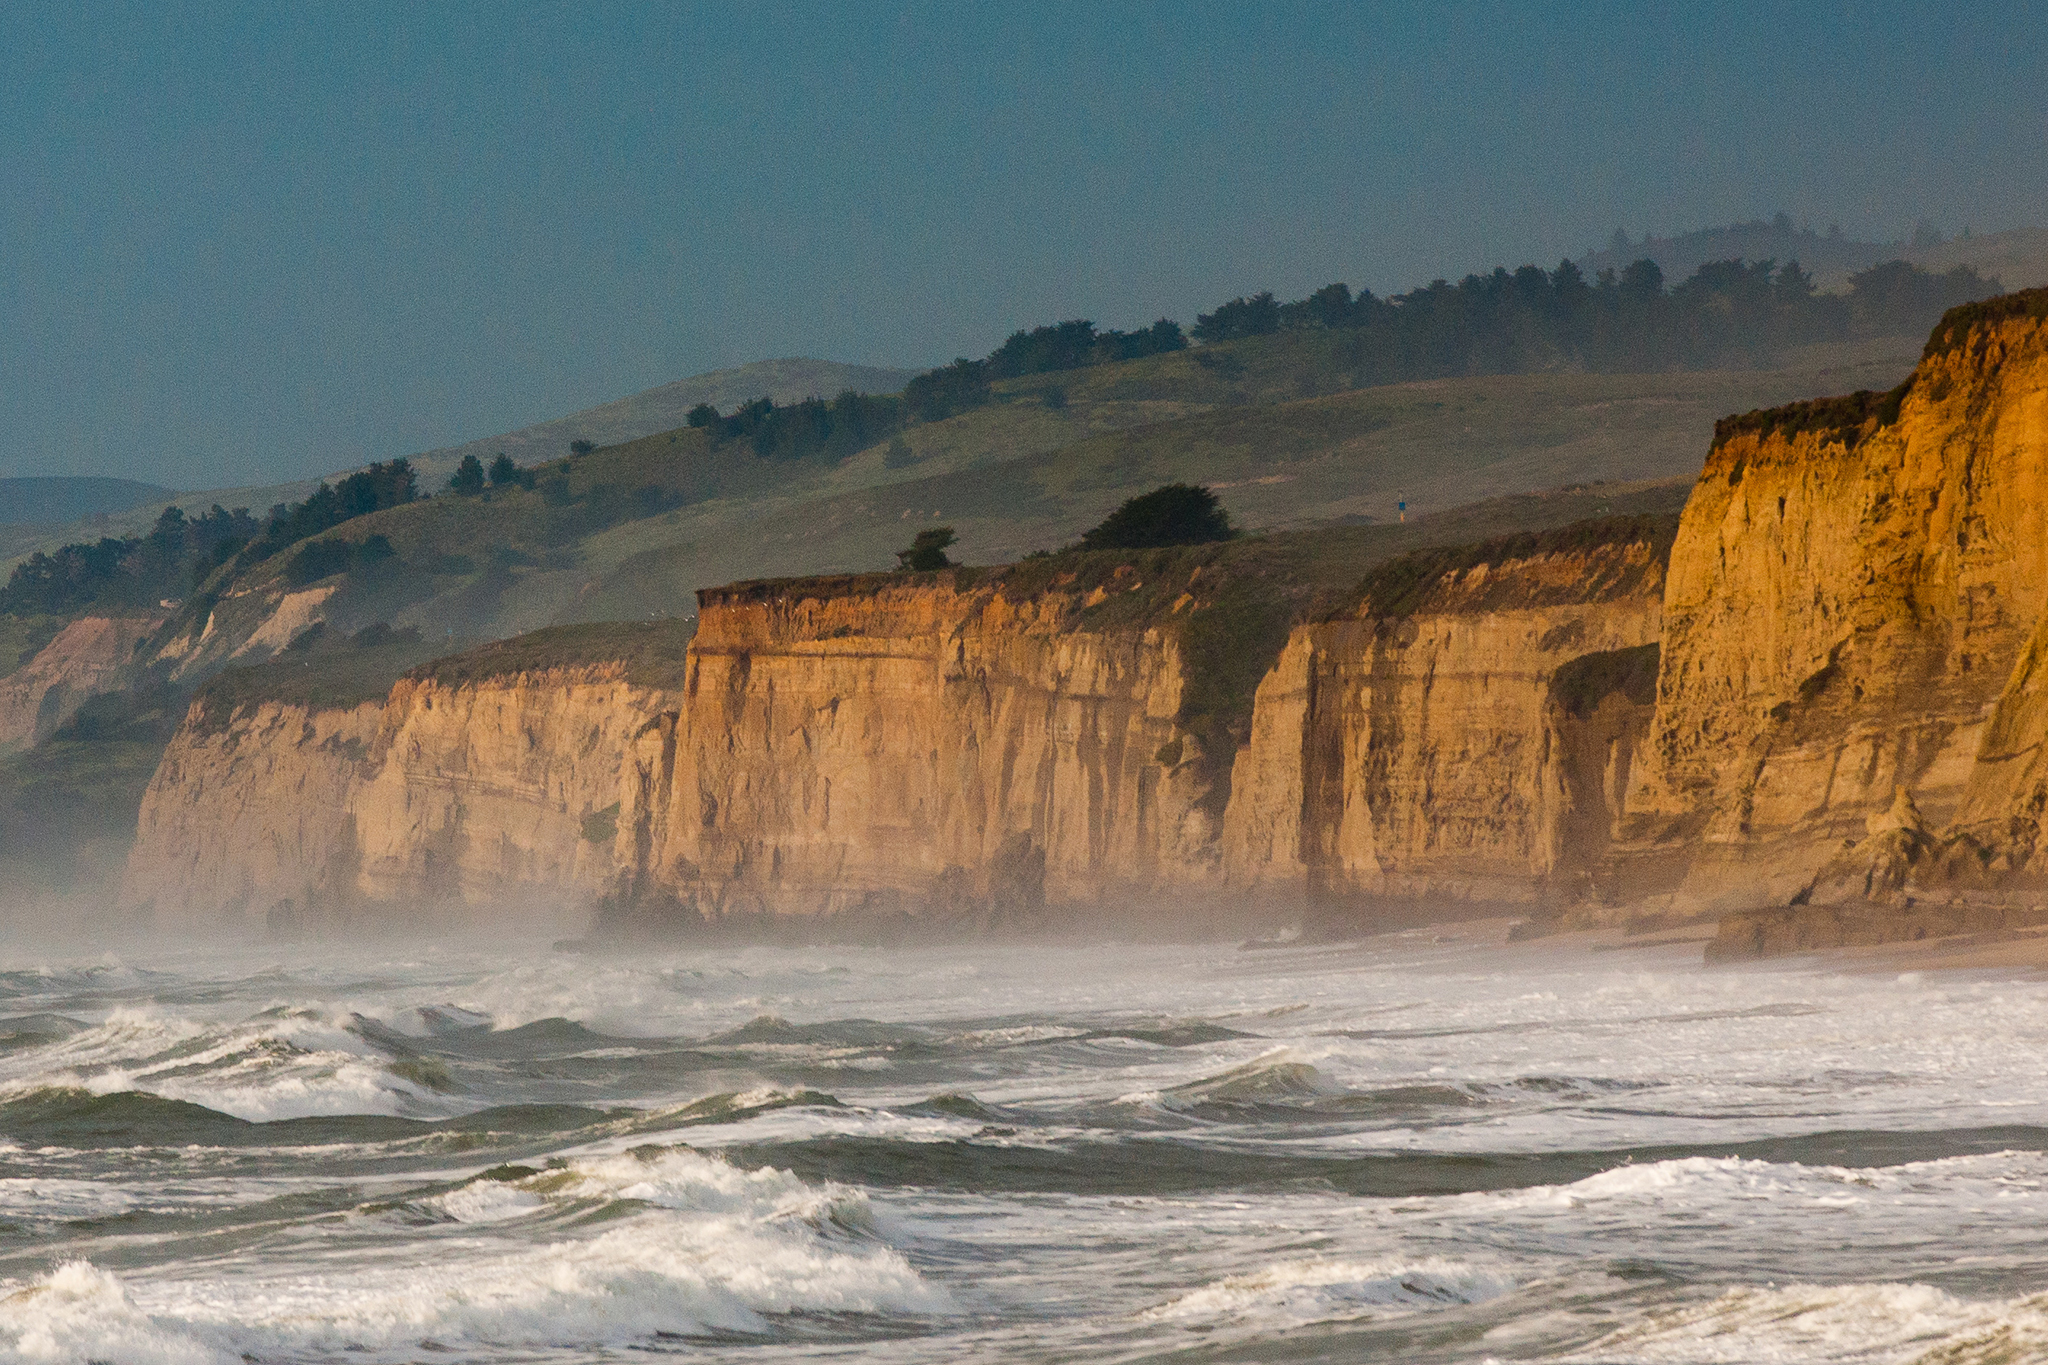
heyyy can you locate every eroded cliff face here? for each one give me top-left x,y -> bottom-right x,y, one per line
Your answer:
122,662 -> 677,934
1640,298 -> 2048,923
0,616 -> 160,747
128,535 -> 1685,938
123,699 -> 384,933
351,669 -> 673,911
617,575 -> 1220,930
1222,533 -> 1667,920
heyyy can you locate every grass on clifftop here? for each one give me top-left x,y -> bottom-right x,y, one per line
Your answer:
1922,284 -> 2048,358
1335,513 -> 1682,620
409,617 -> 698,691
191,625 -> 450,732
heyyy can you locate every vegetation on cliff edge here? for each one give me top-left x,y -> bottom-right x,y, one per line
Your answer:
1336,514 -> 1681,621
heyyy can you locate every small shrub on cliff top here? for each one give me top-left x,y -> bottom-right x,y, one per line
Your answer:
1079,484 -> 1235,551
896,527 -> 957,572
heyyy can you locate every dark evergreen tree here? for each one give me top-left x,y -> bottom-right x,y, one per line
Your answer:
896,526 -> 957,572
1080,485 -> 1234,550
449,454 -> 485,495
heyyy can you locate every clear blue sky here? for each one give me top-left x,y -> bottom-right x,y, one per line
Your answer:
4,1 -> 2042,488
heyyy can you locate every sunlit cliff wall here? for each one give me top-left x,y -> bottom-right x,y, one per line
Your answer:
612,574 -> 1221,930
1222,528 -> 1668,920
1629,295 -> 2048,935
122,660 -> 677,934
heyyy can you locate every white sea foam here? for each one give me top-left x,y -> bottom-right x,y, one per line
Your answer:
0,1261 -> 221,1365
1571,1280 -> 2048,1364
1147,1256 -> 1514,1327
0,1150 -> 949,1362
13,936 -> 2048,1363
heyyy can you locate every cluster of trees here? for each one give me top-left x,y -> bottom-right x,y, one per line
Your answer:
686,390 -> 907,464
245,459 -> 417,563
679,317 -> 1189,466
448,452 -> 536,494
905,318 -> 1186,421
1,459 -> 418,619
681,253 -> 1999,471
0,503 -> 257,616
1189,257 -> 1998,373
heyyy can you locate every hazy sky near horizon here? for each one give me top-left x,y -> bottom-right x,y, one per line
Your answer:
5,2 -> 2044,489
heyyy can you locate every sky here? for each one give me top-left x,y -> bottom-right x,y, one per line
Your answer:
3,1 -> 2044,490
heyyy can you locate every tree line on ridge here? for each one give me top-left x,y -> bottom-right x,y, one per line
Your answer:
0,248 -> 2001,624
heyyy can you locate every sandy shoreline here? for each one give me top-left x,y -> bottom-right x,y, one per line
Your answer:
1346,912 -> 2048,978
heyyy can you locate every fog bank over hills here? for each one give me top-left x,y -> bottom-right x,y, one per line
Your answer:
0,478 -> 171,528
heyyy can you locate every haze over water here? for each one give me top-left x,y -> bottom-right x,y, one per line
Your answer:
2,930 -> 2047,1361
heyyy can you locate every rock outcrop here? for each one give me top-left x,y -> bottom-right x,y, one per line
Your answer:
123,699 -> 386,933
120,522 -> 1680,939
1633,293 -> 2048,950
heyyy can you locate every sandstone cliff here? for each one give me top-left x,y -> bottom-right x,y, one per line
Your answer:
123,504 -> 1695,939
1626,292 -> 2048,949
1222,522 -> 1669,921
613,572 -> 1223,931
123,698 -> 385,933
0,616 -> 159,747
122,625 -> 687,934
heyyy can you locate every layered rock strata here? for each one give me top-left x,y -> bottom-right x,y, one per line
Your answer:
1624,293 -> 2048,952
612,574 -> 1220,931
124,527 -> 1682,938
122,660 -> 677,935
1222,526 -> 1669,920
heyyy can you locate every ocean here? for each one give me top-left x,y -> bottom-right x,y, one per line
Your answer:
2,928 -> 2047,1363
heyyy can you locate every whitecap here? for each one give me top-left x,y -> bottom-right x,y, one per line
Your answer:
1147,1255 -> 1514,1328
1,1149 -> 952,1360
1571,1280 -> 2048,1364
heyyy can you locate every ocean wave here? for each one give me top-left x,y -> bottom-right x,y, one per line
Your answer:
0,1083 -> 623,1154
0,1148 -> 952,1363
1573,1280 -> 2048,1364
1145,1255 -> 1515,1328
0,1006 -> 453,1125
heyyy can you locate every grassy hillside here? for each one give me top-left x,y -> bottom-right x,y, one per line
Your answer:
0,358 -> 918,575
575,335 -> 1917,621
399,355 -> 920,492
